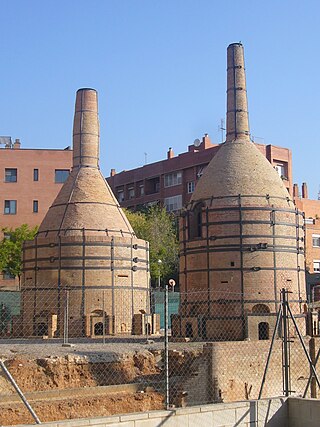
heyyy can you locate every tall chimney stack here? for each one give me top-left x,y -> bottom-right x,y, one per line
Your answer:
73,88 -> 99,168
226,43 -> 250,143
302,182 -> 308,199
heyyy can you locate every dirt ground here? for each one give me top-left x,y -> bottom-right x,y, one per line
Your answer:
0,344 -> 203,426
0,350 -> 164,425
0,391 -> 164,426
0,350 -> 161,394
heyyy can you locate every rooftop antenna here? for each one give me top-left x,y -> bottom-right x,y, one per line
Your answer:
218,119 -> 225,142
144,152 -> 147,165
251,135 -> 265,144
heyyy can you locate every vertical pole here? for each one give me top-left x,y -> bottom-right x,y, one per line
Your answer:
63,290 -> 69,345
258,307 -> 282,399
102,290 -> 106,345
164,281 -> 169,409
309,338 -> 317,398
0,360 -> 41,424
281,288 -> 290,397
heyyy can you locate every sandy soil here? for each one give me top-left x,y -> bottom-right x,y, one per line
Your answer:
0,391 -> 164,426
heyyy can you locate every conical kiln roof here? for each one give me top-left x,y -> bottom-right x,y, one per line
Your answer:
38,88 -> 134,236
191,138 -> 294,208
191,43 -> 293,209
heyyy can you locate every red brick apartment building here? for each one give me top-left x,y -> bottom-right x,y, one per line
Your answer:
293,183 -> 320,291
106,134 -> 293,211
0,138 -> 72,288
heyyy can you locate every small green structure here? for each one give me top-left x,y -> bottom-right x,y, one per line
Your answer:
152,290 -> 180,329
0,291 -> 21,334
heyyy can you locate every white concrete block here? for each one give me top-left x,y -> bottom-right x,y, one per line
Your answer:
212,408 -> 236,426
120,413 -> 149,422
188,411 -> 214,426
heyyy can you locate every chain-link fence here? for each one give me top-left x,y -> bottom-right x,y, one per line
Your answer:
0,286 -> 319,425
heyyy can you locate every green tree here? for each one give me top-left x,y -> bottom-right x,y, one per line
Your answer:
125,206 -> 179,287
0,224 -> 38,282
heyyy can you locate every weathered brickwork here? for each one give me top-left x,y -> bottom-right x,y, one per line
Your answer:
20,89 -> 151,337
175,43 -> 306,340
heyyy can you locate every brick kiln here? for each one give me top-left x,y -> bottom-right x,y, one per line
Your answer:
173,43 -> 306,340
21,89 -> 157,338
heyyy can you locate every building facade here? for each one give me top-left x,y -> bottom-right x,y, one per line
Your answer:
106,136 -> 293,213
293,183 -> 320,296
0,140 -> 72,288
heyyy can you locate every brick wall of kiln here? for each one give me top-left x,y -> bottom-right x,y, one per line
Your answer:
21,235 -> 150,336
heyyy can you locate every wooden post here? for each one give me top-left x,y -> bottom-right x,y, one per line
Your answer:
309,337 -> 317,398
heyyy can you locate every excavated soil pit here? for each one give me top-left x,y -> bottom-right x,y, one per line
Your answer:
0,341 -> 204,426
0,349 -> 164,426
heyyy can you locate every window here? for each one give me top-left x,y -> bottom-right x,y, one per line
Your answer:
312,234 -> 320,248
274,162 -> 287,179
314,261 -> 320,272
33,169 -> 39,181
118,190 -> 125,202
164,171 -> 182,187
4,200 -> 17,214
5,168 -> 17,182
164,195 -> 182,212
128,187 -> 135,199
33,200 -> 39,213
55,169 -> 69,183
188,203 -> 203,239
139,185 -> 144,196
2,270 -> 15,280
313,235 -> 320,247
187,181 -> 195,194
196,165 -> 207,179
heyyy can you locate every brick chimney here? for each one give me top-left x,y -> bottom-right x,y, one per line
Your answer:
226,43 -> 250,142
13,139 -> 21,149
73,88 -> 99,169
293,183 -> 299,198
302,182 -> 308,199
167,147 -> 174,159
201,133 -> 212,149
110,168 -> 116,177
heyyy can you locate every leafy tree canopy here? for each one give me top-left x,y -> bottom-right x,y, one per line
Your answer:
125,206 -> 179,286
0,224 -> 38,279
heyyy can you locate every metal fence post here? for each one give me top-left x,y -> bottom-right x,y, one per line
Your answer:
281,288 -> 290,397
102,290 -> 106,344
63,290 -> 69,346
309,338 -> 317,398
164,281 -> 169,409
0,359 -> 41,424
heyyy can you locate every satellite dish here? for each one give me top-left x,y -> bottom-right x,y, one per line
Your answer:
193,138 -> 201,147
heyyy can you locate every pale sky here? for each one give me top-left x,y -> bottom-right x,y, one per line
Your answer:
1,0 -> 319,198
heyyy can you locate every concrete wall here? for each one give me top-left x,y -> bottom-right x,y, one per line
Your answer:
289,397 -> 320,427
13,397 -> 288,427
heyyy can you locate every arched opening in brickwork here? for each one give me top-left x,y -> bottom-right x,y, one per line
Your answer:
189,305 -> 197,316
188,203 -> 203,239
94,322 -> 104,336
146,322 -> 151,335
37,322 -> 48,336
258,322 -> 269,340
186,322 -> 193,338
252,304 -> 270,314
